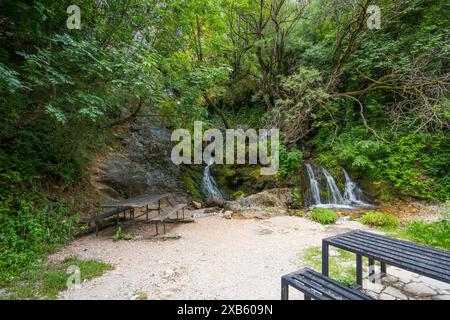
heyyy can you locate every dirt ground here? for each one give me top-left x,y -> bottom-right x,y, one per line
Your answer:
52,214 -> 373,300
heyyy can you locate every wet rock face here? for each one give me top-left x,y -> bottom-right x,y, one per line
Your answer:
97,120 -> 184,198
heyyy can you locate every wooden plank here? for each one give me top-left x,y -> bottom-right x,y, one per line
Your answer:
101,193 -> 171,208
282,268 -> 375,300
149,204 -> 187,223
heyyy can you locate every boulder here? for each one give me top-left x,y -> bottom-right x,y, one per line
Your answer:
192,200 -> 203,209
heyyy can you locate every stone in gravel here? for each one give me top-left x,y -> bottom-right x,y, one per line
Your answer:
192,201 -> 202,209
163,269 -> 175,278
383,287 -> 407,300
224,211 -> 233,219
258,227 -> 274,235
403,282 -> 437,297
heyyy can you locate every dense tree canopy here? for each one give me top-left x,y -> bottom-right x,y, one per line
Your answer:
0,0 -> 448,277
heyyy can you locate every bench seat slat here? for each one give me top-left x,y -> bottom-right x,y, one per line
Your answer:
282,268 -> 375,300
348,230 -> 450,259
341,232 -> 450,268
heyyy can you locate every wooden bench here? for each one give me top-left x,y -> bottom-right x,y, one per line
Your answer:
148,200 -> 187,235
80,207 -> 132,236
323,230 -> 450,287
281,268 -> 375,300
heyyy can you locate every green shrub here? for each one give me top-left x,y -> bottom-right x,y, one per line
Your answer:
278,146 -> 303,179
311,208 -> 338,225
290,188 -> 303,209
402,220 -> 450,250
360,211 -> 400,228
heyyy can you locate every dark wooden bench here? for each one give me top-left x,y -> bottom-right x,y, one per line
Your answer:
323,230 -> 450,287
148,199 -> 187,235
281,268 -> 375,300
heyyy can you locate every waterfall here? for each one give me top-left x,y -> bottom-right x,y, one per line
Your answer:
343,168 -> 366,206
305,164 -> 370,209
202,159 -> 223,198
321,167 -> 345,205
306,163 -> 322,205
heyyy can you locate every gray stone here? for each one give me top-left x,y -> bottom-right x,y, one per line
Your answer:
379,293 -> 396,300
97,119 -> 185,198
432,295 -> 450,300
383,286 -> 407,300
363,280 -> 384,294
418,277 -> 450,291
403,282 -> 437,297
388,268 -> 418,284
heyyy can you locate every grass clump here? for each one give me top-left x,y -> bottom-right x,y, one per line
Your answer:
400,220 -> 450,250
0,256 -> 113,300
301,247 -> 360,286
361,211 -> 400,228
311,208 -> 338,225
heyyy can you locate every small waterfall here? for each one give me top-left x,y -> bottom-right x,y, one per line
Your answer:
202,159 -> 223,198
322,167 -> 345,205
305,163 -> 370,209
306,163 -> 322,205
343,168 -> 366,206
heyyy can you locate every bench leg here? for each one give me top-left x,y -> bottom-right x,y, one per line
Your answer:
155,223 -> 159,235
356,254 -> 363,287
281,279 -> 289,300
182,208 -> 185,220
163,221 -> 166,234
380,262 -> 387,278
368,258 -> 375,283
146,205 -> 149,221
322,241 -> 329,277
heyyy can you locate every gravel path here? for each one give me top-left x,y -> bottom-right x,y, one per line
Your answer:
52,214 -> 371,300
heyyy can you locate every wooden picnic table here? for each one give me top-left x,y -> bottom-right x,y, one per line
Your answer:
93,193 -> 172,235
101,193 -> 171,209
99,193 -> 188,236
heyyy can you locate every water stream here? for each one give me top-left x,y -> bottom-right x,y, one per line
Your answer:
306,163 -> 371,209
202,159 -> 224,198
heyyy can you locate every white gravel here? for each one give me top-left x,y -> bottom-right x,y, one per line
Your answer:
52,215 -> 372,300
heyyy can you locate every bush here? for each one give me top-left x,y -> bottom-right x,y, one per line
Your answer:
361,211 -> 400,228
360,211 -> 400,228
278,146 -> 303,179
311,208 -> 338,225
402,220 -> 450,250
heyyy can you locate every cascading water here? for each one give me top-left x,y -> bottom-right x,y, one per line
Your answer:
202,159 -> 223,198
321,167 -> 345,205
343,168 -> 367,206
305,164 -> 370,209
305,164 -> 322,205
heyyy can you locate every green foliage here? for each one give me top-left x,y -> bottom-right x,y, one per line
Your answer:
0,176 -> 79,279
361,212 -> 400,228
311,208 -> 338,225
0,256 -> 113,300
290,188 -> 303,209
401,220 -> 450,250
278,146 -> 303,179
